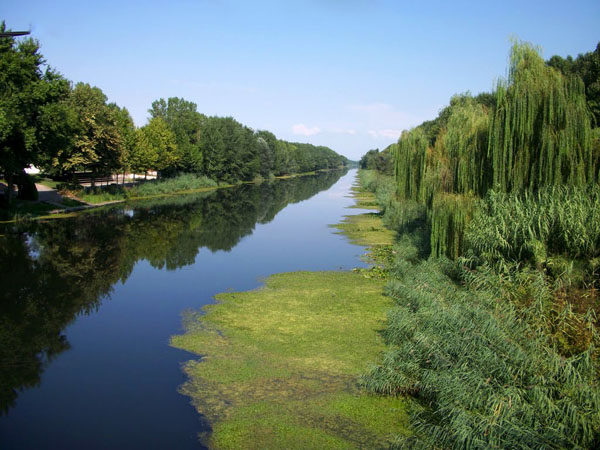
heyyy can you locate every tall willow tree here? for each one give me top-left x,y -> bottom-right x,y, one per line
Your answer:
392,41 -> 597,259
441,96 -> 491,195
394,127 -> 429,203
489,41 -> 594,192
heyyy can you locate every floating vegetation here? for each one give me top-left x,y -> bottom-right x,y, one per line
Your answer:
171,183 -> 410,448
171,271 -> 411,449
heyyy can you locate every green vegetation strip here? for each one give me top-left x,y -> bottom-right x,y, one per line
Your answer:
170,184 -> 411,449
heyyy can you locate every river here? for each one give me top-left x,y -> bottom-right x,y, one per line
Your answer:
0,169 -> 369,449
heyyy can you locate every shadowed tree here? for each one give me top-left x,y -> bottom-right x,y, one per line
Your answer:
0,22 -> 72,204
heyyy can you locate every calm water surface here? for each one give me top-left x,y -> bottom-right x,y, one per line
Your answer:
0,169 -> 369,449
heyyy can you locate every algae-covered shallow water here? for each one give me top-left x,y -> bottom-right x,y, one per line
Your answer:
0,169 -> 375,449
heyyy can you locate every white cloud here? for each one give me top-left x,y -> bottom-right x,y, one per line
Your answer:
379,129 -> 402,139
367,129 -> 402,139
292,123 -> 321,136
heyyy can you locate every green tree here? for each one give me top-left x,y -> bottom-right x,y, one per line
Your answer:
57,83 -> 122,181
109,104 -> 136,183
200,117 -> 227,180
149,97 -> 204,173
142,117 -> 178,176
256,130 -> 278,177
0,23 -> 72,204
129,128 -> 157,178
547,42 -> 600,127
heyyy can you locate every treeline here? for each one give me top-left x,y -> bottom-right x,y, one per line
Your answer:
359,40 -> 600,449
0,23 -> 347,204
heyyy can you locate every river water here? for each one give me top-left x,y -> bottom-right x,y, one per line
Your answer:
0,169 -> 369,449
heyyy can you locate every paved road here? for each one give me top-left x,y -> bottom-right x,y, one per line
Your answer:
36,183 -> 63,205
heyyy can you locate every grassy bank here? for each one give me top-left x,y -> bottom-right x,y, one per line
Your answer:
0,200 -> 59,222
359,169 -> 600,449
69,173 -> 220,204
170,182 -> 412,448
70,170 -> 342,205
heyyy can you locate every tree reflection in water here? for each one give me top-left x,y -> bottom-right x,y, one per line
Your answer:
0,170 -> 345,415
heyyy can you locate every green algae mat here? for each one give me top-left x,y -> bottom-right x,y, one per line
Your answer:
171,179 -> 410,448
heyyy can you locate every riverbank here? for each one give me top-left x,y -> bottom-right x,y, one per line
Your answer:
357,169 -> 600,449
170,177 -> 411,448
0,169 -> 346,223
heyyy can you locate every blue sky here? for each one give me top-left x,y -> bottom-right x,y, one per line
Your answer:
3,0 -> 599,160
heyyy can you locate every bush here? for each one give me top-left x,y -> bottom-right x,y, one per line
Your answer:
358,169 -> 600,449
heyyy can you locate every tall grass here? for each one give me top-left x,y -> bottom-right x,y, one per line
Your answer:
465,186 -> 600,285
357,169 -> 600,448
129,174 -> 217,197
361,235 -> 600,449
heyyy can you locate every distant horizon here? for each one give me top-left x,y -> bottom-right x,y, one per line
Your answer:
3,0 -> 599,160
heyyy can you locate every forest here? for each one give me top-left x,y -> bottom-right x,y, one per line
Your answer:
0,22 -> 348,206
360,40 -> 600,449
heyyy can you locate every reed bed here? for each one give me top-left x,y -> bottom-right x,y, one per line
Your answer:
361,233 -> 600,449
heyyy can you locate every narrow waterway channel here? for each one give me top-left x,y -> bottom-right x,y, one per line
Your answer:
0,169 -> 370,449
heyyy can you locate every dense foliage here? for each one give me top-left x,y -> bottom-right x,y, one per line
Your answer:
359,39 -> 600,449
547,42 -> 600,127
359,172 -> 600,449
0,22 -> 73,203
392,41 -> 599,259
0,23 -> 347,205
359,145 -> 395,174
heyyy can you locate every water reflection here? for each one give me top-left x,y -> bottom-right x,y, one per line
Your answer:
0,170 -> 345,415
